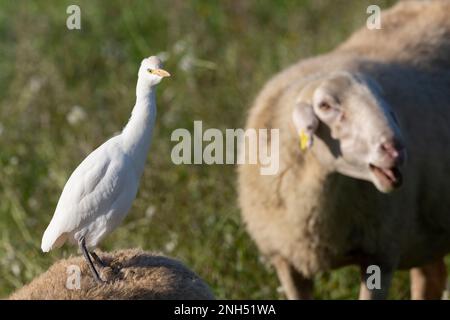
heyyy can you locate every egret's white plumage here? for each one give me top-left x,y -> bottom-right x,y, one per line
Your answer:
41,57 -> 170,280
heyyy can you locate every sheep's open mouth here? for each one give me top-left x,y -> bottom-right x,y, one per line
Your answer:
369,164 -> 403,189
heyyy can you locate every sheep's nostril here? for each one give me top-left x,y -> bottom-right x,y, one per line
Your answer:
380,141 -> 406,165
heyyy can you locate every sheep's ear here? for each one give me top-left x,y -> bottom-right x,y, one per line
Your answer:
291,77 -> 323,150
292,102 -> 319,151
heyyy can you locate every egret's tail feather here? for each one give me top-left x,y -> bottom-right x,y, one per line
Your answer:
41,228 -> 67,252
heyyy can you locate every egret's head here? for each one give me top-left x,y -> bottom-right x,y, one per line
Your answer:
138,56 -> 171,86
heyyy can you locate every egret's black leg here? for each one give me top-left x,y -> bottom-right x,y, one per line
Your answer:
78,237 -> 104,284
90,251 -> 107,268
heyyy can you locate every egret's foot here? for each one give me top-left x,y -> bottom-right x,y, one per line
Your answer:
90,251 -> 107,268
91,268 -> 106,284
84,254 -> 105,284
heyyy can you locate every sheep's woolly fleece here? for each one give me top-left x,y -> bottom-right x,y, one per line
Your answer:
9,249 -> 215,300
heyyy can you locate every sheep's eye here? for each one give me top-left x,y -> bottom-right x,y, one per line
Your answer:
319,102 -> 331,111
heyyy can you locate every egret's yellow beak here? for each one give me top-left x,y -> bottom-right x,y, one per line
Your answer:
151,69 -> 171,77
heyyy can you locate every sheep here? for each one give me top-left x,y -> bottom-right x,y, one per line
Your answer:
9,249 -> 215,300
238,0 -> 450,300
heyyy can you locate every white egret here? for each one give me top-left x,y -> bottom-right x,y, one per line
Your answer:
41,56 -> 170,283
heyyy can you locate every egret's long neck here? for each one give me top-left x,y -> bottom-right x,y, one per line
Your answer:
121,77 -> 157,175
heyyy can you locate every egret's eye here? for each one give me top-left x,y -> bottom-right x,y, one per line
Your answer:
147,68 -> 154,74
319,102 -> 332,111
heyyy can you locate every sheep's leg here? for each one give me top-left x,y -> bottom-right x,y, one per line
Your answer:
90,251 -> 107,268
78,237 -> 104,284
273,256 -> 313,300
410,258 -> 447,300
359,264 -> 394,300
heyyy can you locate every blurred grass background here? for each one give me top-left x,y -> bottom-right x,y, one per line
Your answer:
1,0 -> 432,299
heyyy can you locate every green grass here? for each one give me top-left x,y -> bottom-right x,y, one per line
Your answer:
2,0 -> 441,299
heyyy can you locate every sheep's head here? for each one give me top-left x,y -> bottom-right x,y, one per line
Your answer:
292,71 -> 406,193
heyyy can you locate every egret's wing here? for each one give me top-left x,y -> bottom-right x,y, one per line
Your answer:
41,138 -> 134,251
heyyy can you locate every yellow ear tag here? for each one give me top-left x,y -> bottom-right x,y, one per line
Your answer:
299,130 -> 309,151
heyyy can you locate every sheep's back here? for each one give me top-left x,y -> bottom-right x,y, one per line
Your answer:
9,249 -> 215,300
